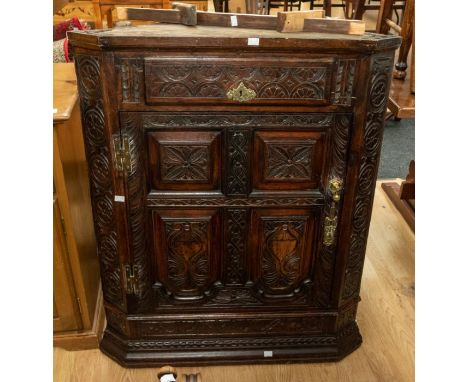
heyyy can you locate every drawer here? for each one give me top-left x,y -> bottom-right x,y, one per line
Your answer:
144,57 -> 334,106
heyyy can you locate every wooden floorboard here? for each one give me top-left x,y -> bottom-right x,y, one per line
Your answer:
53,180 -> 415,381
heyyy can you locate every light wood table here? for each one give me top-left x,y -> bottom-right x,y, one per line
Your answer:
54,180 -> 414,381
54,63 -> 105,350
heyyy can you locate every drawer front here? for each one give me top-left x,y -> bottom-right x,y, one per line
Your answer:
144,57 -> 334,105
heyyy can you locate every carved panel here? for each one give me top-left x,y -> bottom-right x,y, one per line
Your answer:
224,209 -> 248,285
152,209 -> 221,300
147,196 -> 324,207
147,131 -> 221,191
333,59 -> 356,106
145,58 -> 332,104
118,58 -> 144,103
341,54 -> 393,303
225,129 -> 250,195
251,209 -> 316,298
253,131 -> 325,190
75,55 -> 125,309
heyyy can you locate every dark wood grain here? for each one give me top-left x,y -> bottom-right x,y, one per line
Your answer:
70,25 -> 399,367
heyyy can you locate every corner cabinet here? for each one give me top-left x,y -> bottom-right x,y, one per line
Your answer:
69,25 -> 400,366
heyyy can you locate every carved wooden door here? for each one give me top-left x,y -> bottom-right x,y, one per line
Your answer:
118,111 -> 352,312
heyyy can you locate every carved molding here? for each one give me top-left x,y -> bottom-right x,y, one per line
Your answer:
147,196 -> 324,207
124,333 -> 337,350
76,55 -> 125,309
341,54 -> 393,302
141,113 -> 334,129
138,316 -> 326,337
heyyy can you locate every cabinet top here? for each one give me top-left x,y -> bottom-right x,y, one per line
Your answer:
69,24 -> 400,53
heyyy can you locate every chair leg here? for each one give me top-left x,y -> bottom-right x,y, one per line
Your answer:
93,3 -> 103,29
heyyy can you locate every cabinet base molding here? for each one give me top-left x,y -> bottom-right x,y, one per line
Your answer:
99,322 -> 362,367
54,288 -> 106,351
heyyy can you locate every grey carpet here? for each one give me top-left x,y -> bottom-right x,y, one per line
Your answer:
377,118 -> 415,179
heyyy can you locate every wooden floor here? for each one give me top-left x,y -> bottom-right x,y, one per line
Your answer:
53,180 -> 414,382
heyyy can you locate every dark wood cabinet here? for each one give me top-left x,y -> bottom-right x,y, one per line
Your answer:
69,25 -> 400,367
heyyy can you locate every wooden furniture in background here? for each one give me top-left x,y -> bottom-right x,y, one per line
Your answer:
53,63 -> 105,350
376,0 -> 414,118
92,0 -> 171,28
381,161 -> 414,231
377,0 -> 413,80
69,25 -> 399,366
54,180 -> 415,380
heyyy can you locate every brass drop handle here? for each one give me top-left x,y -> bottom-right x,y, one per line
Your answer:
226,82 -> 257,102
323,177 -> 343,246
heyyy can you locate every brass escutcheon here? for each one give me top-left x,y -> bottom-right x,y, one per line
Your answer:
226,82 -> 257,103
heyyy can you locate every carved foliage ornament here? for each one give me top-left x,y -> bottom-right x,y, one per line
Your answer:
341,54 -> 393,302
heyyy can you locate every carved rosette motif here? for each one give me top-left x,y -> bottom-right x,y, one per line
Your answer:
313,115 -> 351,307
341,54 -> 393,303
333,60 -> 356,106
75,55 -> 124,309
119,58 -> 144,103
160,145 -> 210,182
226,129 -> 250,195
121,114 -> 152,308
146,61 -> 329,101
265,143 -> 314,181
224,209 -> 248,285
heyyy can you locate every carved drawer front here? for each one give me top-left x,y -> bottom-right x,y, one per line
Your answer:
253,131 -> 326,191
250,208 -> 318,299
144,57 -> 333,105
147,131 -> 222,191
151,209 -> 221,301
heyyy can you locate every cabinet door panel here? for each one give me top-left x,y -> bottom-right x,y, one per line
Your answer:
151,209 -> 221,301
147,131 -> 222,191
253,131 -> 326,191
250,208 -> 318,299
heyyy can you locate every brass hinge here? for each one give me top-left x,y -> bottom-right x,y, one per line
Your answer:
124,264 -> 139,295
113,134 -> 132,173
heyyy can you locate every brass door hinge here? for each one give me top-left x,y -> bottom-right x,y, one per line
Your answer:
113,134 -> 132,173
124,264 -> 139,295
